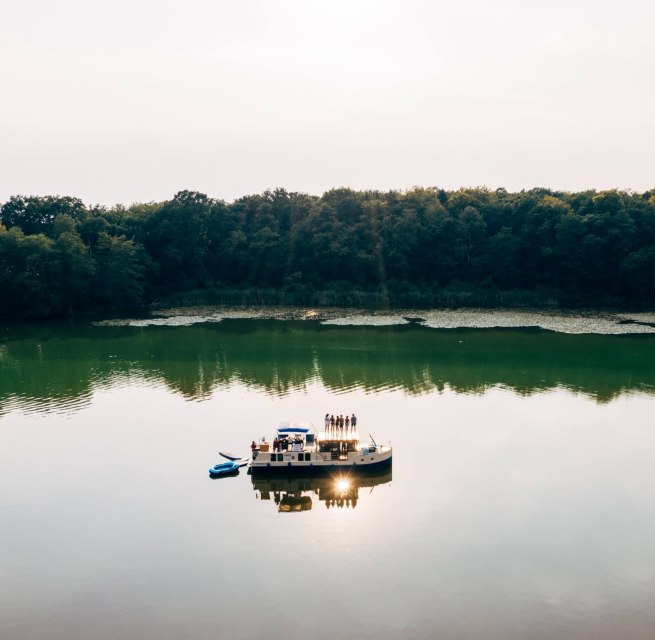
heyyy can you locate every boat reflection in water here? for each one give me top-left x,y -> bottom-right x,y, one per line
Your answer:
251,469 -> 392,512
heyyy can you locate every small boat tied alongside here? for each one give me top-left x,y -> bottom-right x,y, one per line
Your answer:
208,452 -> 249,477
248,420 -> 392,475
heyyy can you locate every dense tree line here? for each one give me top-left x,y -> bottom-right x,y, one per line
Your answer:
1,187 -> 655,319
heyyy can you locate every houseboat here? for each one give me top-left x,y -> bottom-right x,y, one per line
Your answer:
248,421 -> 392,475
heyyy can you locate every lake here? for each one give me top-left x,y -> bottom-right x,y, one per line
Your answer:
2,308 -> 655,640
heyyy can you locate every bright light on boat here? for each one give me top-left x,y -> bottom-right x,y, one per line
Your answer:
336,478 -> 350,492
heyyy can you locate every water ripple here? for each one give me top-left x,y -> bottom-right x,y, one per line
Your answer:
1,392 -> 93,417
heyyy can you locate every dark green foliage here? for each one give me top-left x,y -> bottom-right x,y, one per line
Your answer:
139,191 -> 212,291
55,227 -> 95,313
0,227 -> 62,319
1,187 -> 655,320
92,233 -> 150,311
1,195 -> 87,236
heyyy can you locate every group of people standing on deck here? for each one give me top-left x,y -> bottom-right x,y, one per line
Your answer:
324,413 -> 357,433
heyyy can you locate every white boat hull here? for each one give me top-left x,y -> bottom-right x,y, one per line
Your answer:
249,446 -> 392,475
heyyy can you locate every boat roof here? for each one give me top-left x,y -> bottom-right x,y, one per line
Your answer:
277,421 -> 313,434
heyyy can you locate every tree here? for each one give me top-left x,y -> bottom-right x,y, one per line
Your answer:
55,229 -> 95,313
0,195 -> 86,236
456,206 -> 487,278
0,227 -> 62,318
93,233 -> 149,310
141,191 -> 212,291
619,246 -> 655,303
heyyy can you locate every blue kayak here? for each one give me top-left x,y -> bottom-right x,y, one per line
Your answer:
208,460 -> 240,476
208,453 -> 249,477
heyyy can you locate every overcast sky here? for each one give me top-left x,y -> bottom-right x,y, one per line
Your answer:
1,0 -> 653,205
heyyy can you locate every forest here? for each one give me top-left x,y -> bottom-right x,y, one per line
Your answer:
1,187 -> 655,320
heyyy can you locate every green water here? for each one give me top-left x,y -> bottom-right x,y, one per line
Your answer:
2,319 -> 655,412
2,316 -> 655,640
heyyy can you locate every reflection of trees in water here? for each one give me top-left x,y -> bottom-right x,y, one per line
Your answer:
2,320 -> 655,414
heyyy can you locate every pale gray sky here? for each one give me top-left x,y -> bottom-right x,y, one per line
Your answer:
1,0 -> 653,205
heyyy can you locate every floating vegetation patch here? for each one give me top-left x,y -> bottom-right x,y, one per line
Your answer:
93,306 -> 655,334
95,315 -> 223,327
419,310 -> 655,334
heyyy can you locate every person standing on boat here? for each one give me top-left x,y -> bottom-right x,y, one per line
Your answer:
351,413 -> 357,431
330,415 -> 335,431
345,415 -> 350,430
325,413 -> 330,430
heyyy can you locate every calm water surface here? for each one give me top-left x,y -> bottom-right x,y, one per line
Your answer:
2,316 -> 655,639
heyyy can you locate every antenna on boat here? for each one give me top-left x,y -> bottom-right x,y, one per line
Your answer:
369,434 -> 377,446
